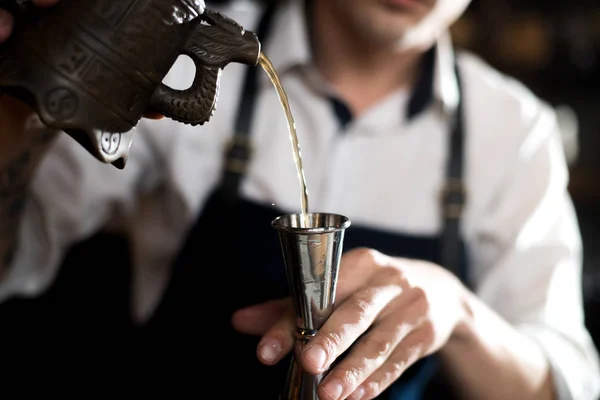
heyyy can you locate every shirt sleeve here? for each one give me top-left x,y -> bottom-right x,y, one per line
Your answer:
471,102 -> 600,400
0,114 -> 163,302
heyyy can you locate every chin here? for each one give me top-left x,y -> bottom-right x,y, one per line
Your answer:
358,12 -> 424,46
338,0 -> 434,45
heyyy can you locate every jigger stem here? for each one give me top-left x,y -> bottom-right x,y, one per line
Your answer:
272,213 -> 351,400
282,353 -> 321,400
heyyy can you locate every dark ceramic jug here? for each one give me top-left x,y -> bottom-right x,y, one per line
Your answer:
0,0 -> 261,168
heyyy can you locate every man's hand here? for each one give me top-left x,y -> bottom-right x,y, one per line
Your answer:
232,247 -> 470,400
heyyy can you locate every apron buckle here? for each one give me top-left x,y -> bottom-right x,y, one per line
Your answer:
223,134 -> 253,174
440,178 -> 466,219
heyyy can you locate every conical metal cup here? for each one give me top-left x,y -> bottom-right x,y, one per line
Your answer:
272,213 -> 351,400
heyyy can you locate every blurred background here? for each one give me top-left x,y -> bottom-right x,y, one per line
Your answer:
449,0 -> 600,351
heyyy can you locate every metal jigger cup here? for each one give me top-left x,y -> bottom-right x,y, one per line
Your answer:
272,212 -> 351,400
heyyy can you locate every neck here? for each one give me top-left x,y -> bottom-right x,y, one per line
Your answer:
308,1 -> 423,116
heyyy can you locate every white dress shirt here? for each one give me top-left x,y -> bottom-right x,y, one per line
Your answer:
3,0 -> 599,398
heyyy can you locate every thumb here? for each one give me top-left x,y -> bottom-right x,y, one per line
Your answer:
143,110 -> 165,120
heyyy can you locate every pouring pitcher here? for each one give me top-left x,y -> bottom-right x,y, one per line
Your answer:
0,0 -> 261,168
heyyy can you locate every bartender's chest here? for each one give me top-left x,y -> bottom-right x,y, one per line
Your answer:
164,64 -> 454,240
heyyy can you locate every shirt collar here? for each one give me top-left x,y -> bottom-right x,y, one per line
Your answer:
407,32 -> 460,120
433,32 -> 461,117
260,0 -> 461,121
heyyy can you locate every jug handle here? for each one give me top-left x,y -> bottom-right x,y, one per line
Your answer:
147,8 -> 260,126
147,54 -> 221,127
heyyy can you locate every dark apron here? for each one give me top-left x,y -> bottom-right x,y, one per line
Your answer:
141,4 -> 470,399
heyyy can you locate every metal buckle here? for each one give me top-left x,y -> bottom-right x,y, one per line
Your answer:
223,134 -> 253,174
440,178 -> 466,219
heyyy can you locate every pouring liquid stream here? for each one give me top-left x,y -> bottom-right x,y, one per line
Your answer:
258,52 -> 310,227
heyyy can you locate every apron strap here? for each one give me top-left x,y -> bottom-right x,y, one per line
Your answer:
411,58 -> 468,400
439,61 -> 468,286
219,3 -> 277,204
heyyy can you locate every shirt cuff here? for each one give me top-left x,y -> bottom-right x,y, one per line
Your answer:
0,195 -> 56,303
519,324 -> 600,400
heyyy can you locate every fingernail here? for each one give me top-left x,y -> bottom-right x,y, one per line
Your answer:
258,339 -> 282,363
305,345 -> 327,370
350,387 -> 365,400
322,379 -> 343,400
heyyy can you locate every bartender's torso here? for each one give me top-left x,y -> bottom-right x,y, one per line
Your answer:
0,1 -> 555,397
124,0 -> 501,321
